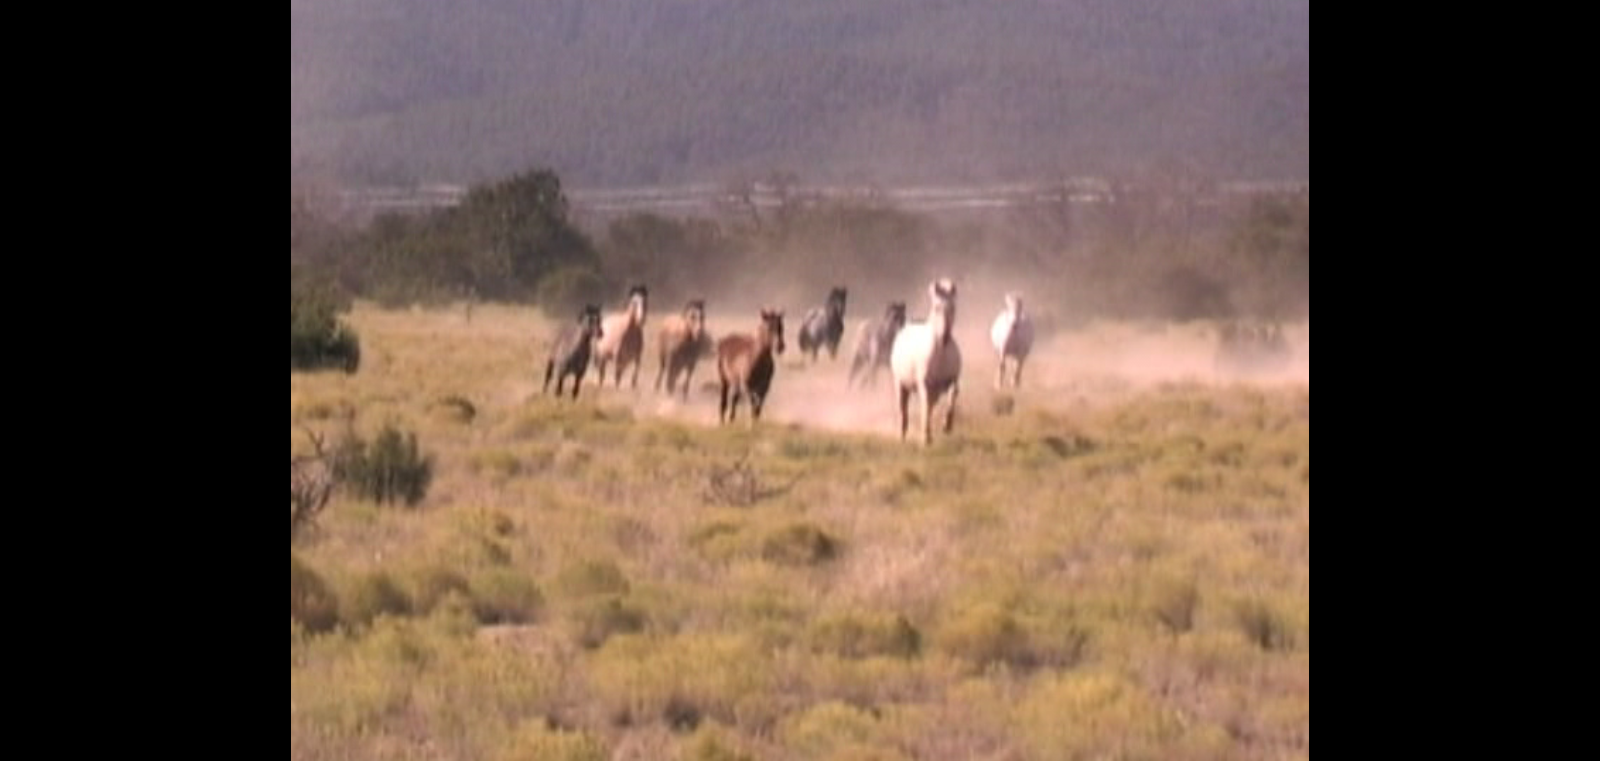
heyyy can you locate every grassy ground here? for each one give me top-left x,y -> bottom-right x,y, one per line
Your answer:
291,301 -> 1309,761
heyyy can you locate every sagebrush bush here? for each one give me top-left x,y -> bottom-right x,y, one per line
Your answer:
808,612 -> 922,659
681,724 -> 755,761
291,553 -> 340,633
555,559 -> 631,598
495,720 -> 608,761
1235,597 -> 1296,651
936,603 -> 1034,670
431,395 -> 477,424
334,424 -> 435,506
291,285 -> 361,373
779,701 -> 884,758
761,523 -> 841,566
471,570 -> 544,625
410,566 -> 473,615
1149,578 -> 1200,635
342,570 -> 414,626
571,595 -> 647,649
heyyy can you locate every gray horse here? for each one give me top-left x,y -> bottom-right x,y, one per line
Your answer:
543,304 -> 605,399
797,286 -> 848,362
847,301 -> 908,389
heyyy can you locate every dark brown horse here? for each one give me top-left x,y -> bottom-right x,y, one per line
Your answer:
716,309 -> 786,425
543,304 -> 605,399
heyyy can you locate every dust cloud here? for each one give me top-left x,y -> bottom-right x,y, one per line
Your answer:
572,296 -> 1308,439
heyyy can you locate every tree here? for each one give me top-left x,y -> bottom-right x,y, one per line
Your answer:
450,169 -> 601,301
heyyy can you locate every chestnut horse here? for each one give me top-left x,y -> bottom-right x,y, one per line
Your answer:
716,309 -> 786,425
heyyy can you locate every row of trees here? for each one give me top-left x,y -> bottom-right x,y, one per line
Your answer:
291,166 -> 1309,343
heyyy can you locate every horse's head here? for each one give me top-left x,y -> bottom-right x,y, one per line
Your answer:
626,284 -> 649,323
1003,291 -> 1024,315
928,279 -> 957,331
827,287 -> 848,317
581,304 -> 604,341
886,301 -> 908,329
760,309 -> 786,355
685,299 -> 707,335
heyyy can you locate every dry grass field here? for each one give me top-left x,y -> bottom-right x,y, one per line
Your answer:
291,300 -> 1309,761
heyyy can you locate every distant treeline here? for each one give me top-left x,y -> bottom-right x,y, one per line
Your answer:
291,166 -> 1308,330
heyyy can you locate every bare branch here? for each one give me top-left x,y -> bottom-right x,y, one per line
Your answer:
291,424 -> 337,544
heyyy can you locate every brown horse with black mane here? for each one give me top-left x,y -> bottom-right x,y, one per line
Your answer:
716,309 -> 786,425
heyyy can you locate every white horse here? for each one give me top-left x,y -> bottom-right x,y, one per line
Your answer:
989,291 -> 1034,389
890,278 -> 962,446
592,284 -> 648,388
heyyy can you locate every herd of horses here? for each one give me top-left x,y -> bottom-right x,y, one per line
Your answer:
541,278 -> 1035,445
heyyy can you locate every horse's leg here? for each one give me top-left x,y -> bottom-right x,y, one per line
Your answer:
655,353 -> 667,393
544,360 -> 555,394
593,356 -> 608,386
1013,356 -> 1026,388
681,362 -> 694,402
631,352 -> 641,389
996,356 -> 1007,390
719,379 -> 730,423
944,379 -> 959,433
920,382 -> 934,446
571,366 -> 584,399
902,386 -> 915,441
729,388 -> 741,422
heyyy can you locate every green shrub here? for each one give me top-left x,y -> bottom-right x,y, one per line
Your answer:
536,266 -> 609,315
334,424 -> 435,506
471,570 -> 544,625
342,570 -> 414,626
291,284 -> 360,373
572,595 -> 648,649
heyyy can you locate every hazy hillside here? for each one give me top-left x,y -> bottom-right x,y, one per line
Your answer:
290,0 -> 1309,188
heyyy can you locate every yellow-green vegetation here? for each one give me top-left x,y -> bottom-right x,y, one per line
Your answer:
291,302 -> 1309,761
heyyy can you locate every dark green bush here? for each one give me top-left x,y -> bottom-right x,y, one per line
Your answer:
334,424 -> 435,507
291,283 -> 360,373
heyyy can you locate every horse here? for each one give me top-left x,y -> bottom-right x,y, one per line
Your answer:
1215,319 -> 1292,376
989,291 -> 1035,389
716,309 -> 786,426
797,286 -> 848,362
542,304 -> 605,399
847,300 -> 908,389
890,279 -> 962,446
592,284 -> 649,389
654,298 -> 708,400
